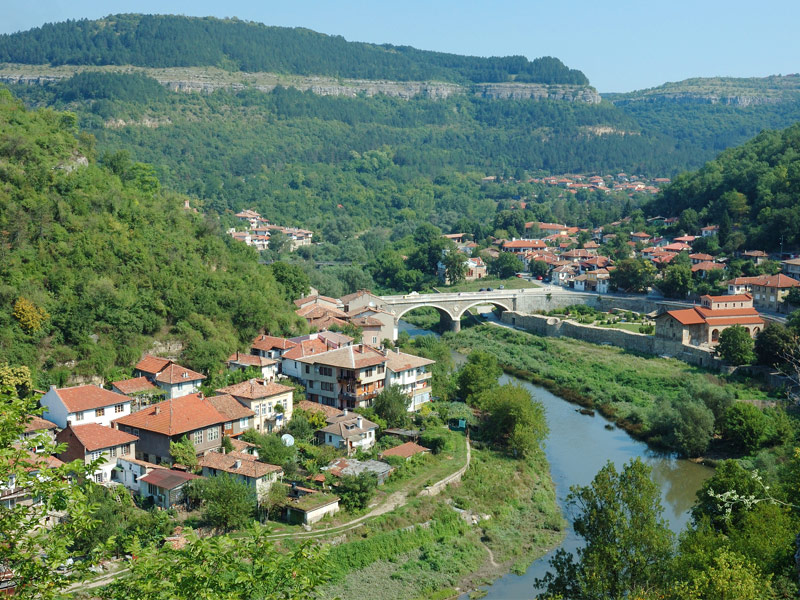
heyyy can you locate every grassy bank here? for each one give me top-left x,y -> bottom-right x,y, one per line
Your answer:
315,443 -> 563,600
446,325 -> 778,451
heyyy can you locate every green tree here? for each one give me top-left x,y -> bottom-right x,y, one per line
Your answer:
169,435 -> 199,472
456,351 -> 502,404
481,384 -> 548,458
267,230 -> 290,255
659,262 -> 693,298
286,412 -> 315,443
536,459 -> 673,599
442,249 -> 467,284
373,385 -> 411,428
529,259 -> 549,278
721,402 -> 767,454
489,252 -> 524,279
610,258 -> 656,293
754,322 -> 796,367
716,325 -> 755,365
270,261 -> 310,300
672,548 -> 775,600
189,473 -> 256,532
260,482 -> 288,523
337,473 -> 378,512
691,460 -> 763,531
102,526 -> 331,600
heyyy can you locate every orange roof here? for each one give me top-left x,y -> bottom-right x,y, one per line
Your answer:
155,363 -> 206,385
251,334 -> 297,353
112,376 -> 158,395
703,316 -> 764,326
691,261 -> 724,272
381,441 -> 430,459
206,394 -> 255,421
217,379 -> 294,401
55,385 -> 129,413
140,469 -> 200,489
697,306 -> 761,318
689,253 -> 714,261
114,393 -> 227,436
23,415 -> 58,433
702,294 -> 752,303
282,338 -> 329,360
663,309 -> 705,325
296,344 -> 386,370
503,240 -> 546,249
751,274 -> 800,288
226,352 -> 277,367
663,243 -> 691,252
68,423 -> 138,451
135,355 -> 172,375
296,400 -> 342,420
198,451 -> 281,479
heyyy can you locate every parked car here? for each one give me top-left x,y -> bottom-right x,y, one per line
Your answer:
487,287 -> 494,291
479,288 -> 487,292
498,285 -> 504,289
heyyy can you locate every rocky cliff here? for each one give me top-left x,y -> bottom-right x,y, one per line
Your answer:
0,64 -> 601,103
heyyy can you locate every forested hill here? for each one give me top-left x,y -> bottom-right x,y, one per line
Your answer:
649,123 -> 800,250
0,14 -> 588,85
0,89 -> 303,386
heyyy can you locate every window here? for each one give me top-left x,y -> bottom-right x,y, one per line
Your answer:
372,337 -> 377,344
308,381 -> 314,389
74,411 -> 84,421
115,403 -> 125,413
90,450 -> 103,461
95,473 -> 104,483
132,428 -> 139,437
110,447 -> 117,458
207,427 -> 219,442
193,430 -> 203,445
378,365 -> 385,374
321,382 -> 334,392
121,444 -> 130,456
96,408 -> 105,417
320,366 -> 333,377
239,417 -> 249,429
363,368 -> 374,377
305,364 -> 310,374
148,482 -> 158,495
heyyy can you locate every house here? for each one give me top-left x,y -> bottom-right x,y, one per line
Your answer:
654,294 -> 764,346
464,257 -> 488,281
380,442 -> 430,461
691,261 -> 724,278
630,232 -> 651,243
56,423 -> 137,484
139,468 -> 201,509
1,450 -> 65,524
748,273 -> 800,313
207,394 -> 255,438
40,385 -> 131,429
251,334 -> 298,364
20,415 -> 58,450
284,486 -> 340,525
115,456 -> 163,494
216,379 -> 294,433
113,393 -> 227,465
701,225 -> 719,237
296,303 -> 350,330
502,239 -> 547,253
552,264 -> 578,286
662,242 -> 692,253
562,248 -> 596,262
673,235 -> 696,244
689,253 -> 715,265
318,411 -> 379,454
782,258 -> 800,279
226,352 -> 279,381
296,344 -> 387,410
340,290 -> 385,314
442,233 -> 466,243
347,306 -> 397,345
384,349 -> 435,411
293,295 -> 342,312
198,451 -> 282,501
586,269 -> 610,293
324,457 -> 394,484
742,250 -> 769,265
110,376 -> 163,411
133,355 -> 206,399
281,338 -> 333,380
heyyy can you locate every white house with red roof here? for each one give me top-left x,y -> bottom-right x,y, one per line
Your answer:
226,351 -> 279,381
216,379 -> 294,433
40,385 -> 131,429
56,423 -> 138,483
134,355 -> 206,399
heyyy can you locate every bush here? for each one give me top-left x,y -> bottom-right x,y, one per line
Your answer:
722,403 -> 768,454
420,432 -> 447,455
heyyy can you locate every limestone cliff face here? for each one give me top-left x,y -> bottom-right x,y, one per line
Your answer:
612,93 -> 786,107
0,69 -> 600,104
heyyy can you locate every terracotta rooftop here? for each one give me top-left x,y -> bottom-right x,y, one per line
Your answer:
206,394 -> 255,421
53,385 -> 129,413
112,376 -> 158,395
217,379 -> 294,401
154,363 -> 206,385
296,400 -> 342,420
198,451 -> 281,479
661,309 -> 706,326
282,338 -> 330,360
135,355 -> 172,375
113,393 -> 227,436
23,415 -> 58,433
295,344 -> 386,370
691,261 -> 724,272
293,295 -> 340,308
139,469 -> 200,489
68,423 -> 138,452
380,441 -> 430,459
320,415 -> 379,439
503,240 -> 547,249
384,350 -> 435,373
751,274 -> 800,288
702,294 -> 752,303
340,290 -> 379,304
251,334 -> 297,353
227,352 -> 277,367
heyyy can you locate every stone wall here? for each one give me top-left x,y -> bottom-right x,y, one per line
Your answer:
513,289 -> 694,316
501,311 -> 719,369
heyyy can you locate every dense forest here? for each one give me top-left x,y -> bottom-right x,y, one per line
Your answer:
0,14 -> 588,85
649,123 -> 800,250
0,89 -> 304,386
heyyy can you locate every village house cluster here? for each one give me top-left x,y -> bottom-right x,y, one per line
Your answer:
5,301 -> 436,525
228,209 -> 313,251
482,172 -> 669,197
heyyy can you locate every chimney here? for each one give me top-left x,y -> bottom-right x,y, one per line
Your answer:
357,416 -> 363,429
234,459 -> 242,469
343,408 -> 348,417
154,406 -> 161,415
49,385 -> 57,392
198,392 -> 204,400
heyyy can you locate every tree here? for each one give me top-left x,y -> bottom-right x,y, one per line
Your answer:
529,259 -> 549,278
188,473 -> 256,532
286,412 -> 315,443
456,351 -> 502,404
610,258 -> 656,293
242,431 -> 297,466
102,526 -> 331,600
480,384 -> 548,458
536,459 -> 673,599
489,252 -> 523,279
679,208 -> 699,234
270,261 -> 310,300
373,385 -> 411,428
169,435 -> 199,472
716,325 -> 755,365
260,482 -> 288,523
659,262 -> 693,298
337,473 -> 378,511
672,548 -> 775,600
442,249 -> 467,284
754,322 -> 796,367
691,459 -> 763,531
721,402 -> 767,454
267,229 -> 290,255
12,297 -> 49,334
0,383 -> 102,598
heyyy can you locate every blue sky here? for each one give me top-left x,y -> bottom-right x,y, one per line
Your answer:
2,0 -> 798,92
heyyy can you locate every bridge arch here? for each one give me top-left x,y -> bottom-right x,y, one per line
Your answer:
393,303 -> 457,322
453,299 -> 513,321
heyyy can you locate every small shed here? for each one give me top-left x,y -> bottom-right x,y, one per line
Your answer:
139,469 -> 201,509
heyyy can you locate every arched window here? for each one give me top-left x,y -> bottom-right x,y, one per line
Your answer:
711,329 -> 720,342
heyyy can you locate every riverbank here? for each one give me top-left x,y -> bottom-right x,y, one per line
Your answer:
446,324 -> 778,457
315,444 -> 563,600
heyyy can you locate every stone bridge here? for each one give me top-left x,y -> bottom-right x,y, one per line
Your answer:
378,290 -> 524,332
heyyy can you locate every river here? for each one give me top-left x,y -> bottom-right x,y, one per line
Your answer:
397,319 -> 713,599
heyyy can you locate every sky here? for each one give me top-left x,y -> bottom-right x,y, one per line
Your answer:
2,0 -> 799,92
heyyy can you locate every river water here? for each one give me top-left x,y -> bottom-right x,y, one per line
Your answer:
397,320 -> 713,599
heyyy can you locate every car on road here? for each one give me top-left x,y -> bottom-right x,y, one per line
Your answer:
479,288 -> 487,292
487,287 -> 494,291
498,285 -> 504,289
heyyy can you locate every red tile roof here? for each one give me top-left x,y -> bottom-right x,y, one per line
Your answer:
751,274 -> 800,289
662,309 -> 706,326
282,338 -> 330,360
702,294 -> 752,303
251,335 -> 297,353
217,379 -> 294,401
691,261 -> 724,272
296,400 -> 342,420
23,415 -> 58,433
689,253 -> 714,261
155,363 -> 206,385
112,376 -> 158,395
296,344 -> 386,370
55,385 -> 129,413
503,240 -> 547,249
113,393 -> 227,436
206,394 -> 255,421
198,451 -> 281,479
226,352 -> 277,367
702,316 -> 764,326
135,355 -> 172,375
139,469 -> 200,489
663,243 -> 691,252
68,423 -> 138,451
380,441 -> 430,459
